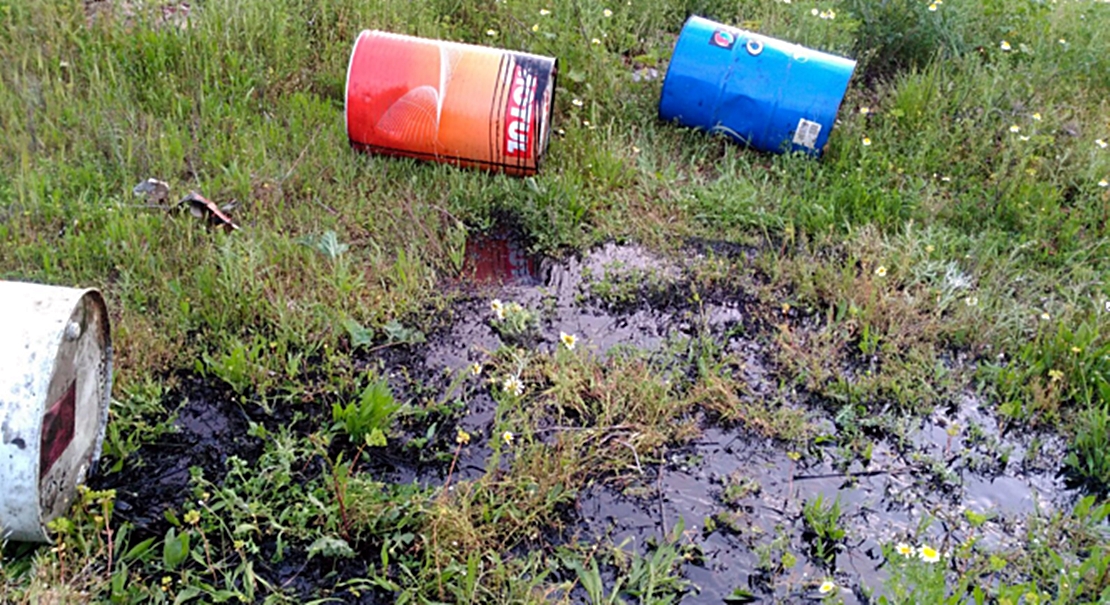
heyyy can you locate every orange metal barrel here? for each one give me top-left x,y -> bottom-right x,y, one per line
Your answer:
345,30 -> 558,176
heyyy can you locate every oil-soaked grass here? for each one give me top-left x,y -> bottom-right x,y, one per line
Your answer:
3,0 -> 1110,602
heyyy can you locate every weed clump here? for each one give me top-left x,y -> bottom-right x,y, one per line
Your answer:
841,0 -> 966,81
1065,406 -> 1110,495
332,376 -> 401,447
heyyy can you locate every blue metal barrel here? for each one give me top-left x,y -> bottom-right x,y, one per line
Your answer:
658,16 -> 856,156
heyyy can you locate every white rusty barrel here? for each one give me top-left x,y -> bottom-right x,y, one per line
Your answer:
0,281 -> 113,542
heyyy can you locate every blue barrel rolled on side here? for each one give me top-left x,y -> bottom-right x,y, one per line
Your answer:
658,16 -> 856,157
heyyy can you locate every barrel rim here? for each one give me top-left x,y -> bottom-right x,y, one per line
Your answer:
344,30 -> 369,142
532,56 -> 558,173
657,15 -> 700,122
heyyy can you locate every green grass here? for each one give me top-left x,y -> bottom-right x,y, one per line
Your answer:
2,0 -> 1110,602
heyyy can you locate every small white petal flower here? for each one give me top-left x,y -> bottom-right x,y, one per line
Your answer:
491,299 -> 505,320
560,331 -> 578,350
503,375 -> 524,396
1000,40 -> 1012,51
819,580 -> 836,594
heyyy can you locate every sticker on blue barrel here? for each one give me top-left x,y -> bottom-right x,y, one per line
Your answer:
658,16 -> 857,157
710,29 -> 736,50
793,119 -> 822,149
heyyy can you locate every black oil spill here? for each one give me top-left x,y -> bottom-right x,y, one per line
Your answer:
86,237 -> 1076,604
88,374 -> 265,535
423,239 -> 1074,603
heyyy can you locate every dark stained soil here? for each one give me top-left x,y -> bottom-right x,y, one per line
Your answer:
87,235 -> 1075,604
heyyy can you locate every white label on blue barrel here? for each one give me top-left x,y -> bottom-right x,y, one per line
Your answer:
793,119 -> 822,149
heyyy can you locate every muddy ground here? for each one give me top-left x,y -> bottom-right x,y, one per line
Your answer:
89,236 -> 1074,604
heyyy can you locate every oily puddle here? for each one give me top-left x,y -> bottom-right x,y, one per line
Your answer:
576,396 -> 1071,604
88,237 -> 1074,603
436,236 -> 1075,603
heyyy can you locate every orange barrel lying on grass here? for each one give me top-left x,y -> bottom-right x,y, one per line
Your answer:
0,281 -> 113,542
345,30 -> 558,176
